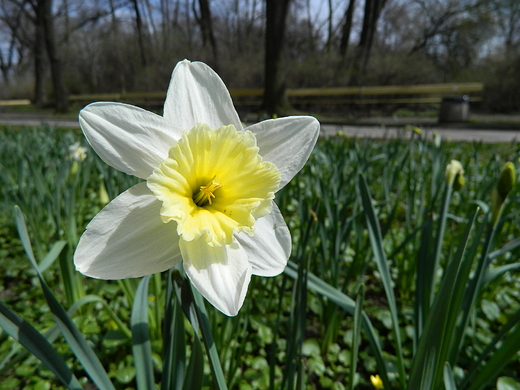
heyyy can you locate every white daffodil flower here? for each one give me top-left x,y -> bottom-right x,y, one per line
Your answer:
74,59 -> 320,316
69,141 -> 88,161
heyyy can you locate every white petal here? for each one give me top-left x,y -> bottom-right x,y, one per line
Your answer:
163,60 -> 243,132
74,182 -> 182,279
180,237 -> 251,316
80,102 -> 179,179
247,116 -> 320,189
236,203 -> 291,277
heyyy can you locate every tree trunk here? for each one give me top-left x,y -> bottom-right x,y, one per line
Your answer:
196,0 -> 218,69
326,0 -> 333,54
39,0 -> 68,112
339,0 -> 356,57
0,5 -> 23,86
262,0 -> 292,116
33,0 -> 46,106
350,0 -> 386,84
131,0 -> 148,67
0,34 -> 14,85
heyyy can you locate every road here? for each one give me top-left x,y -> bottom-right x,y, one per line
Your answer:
2,113 -> 520,144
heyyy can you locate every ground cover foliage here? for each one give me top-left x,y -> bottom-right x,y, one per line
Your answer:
1,125 -> 520,390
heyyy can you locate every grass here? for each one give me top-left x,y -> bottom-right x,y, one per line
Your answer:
1,124 -> 520,389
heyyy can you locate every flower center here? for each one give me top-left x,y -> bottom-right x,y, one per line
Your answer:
193,176 -> 223,207
146,123 -> 281,247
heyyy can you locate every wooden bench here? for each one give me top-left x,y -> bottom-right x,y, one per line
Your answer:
4,82 -> 482,109
229,82 -> 484,106
0,99 -> 31,106
68,92 -> 166,107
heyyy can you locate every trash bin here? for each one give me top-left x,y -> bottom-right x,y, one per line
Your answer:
438,95 -> 470,123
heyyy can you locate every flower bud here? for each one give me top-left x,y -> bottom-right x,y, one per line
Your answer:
491,162 -> 516,224
99,181 -> 110,206
497,162 -> 516,200
445,160 -> 464,189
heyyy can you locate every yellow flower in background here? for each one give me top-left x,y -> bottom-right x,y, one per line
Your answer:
370,374 -> 383,389
73,60 -> 320,316
405,125 -> 422,135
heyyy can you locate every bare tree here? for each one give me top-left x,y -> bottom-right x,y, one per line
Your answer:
326,0 -> 333,54
131,0 -> 148,67
262,0 -> 292,116
38,0 -> 68,112
492,0 -> 520,54
409,0 -> 465,55
350,0 -> 387,84
0,1 -> 23,84
194,0 -> 218,68
33,0 -> 45,105
1,0 -> 66,108
339,0 -> 356,58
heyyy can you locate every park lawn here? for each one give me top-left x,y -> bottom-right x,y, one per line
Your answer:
1,124 -> 520,390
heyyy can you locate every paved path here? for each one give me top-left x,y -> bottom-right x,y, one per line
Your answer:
0,114 -> 79,129
320,124 -> 520,144
2,113 -> 520,144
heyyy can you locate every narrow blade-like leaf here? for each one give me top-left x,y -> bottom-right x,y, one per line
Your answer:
14,206 -> 116,390
358,173 -> 406,388
443,363 -> 457,390
0,301 -> 83,390
161,270 -> 186,390
131,275 -> 155,390
284,262 -> 391,390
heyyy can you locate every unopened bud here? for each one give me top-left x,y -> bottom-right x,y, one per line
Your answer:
491,162 -> 516,224
497,162 -> 516,200
454,172 -> 465,191
445,160 -> 464,189
99,181 -> 110,206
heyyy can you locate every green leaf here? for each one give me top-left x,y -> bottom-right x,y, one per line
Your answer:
171,269 -> 227,389
466,323 -> 520,390
131,275 -> 155,390
358,174 -> 406,389
407,208 -> 478,390
462,306 -> 520,387
182,333 -> 204,390
37,240 -> 67,274
0,301 -> 83,390
190,284 -> 228,390
14,206 -> 116,390
284,262 -> 390,390
443,363 -> 457,390
422,181 -> 453,328
483,262 -> 520,286
497,377 -> 520,390
348,285 -> 364,390
68,295 -> 132,339
161,270 -> 186,390
115,365 -> 136,384
481,299 -> 501,321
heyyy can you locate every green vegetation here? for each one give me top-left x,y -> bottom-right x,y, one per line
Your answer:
1,125 -> 520,389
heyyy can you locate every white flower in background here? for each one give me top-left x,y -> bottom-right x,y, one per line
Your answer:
69,141 -> 87,161
74,60 -> 320,316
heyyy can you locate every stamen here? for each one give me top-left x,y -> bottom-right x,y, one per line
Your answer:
193,176 -> 223,207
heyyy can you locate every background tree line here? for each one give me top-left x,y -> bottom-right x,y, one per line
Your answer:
0,0 -> 520,114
